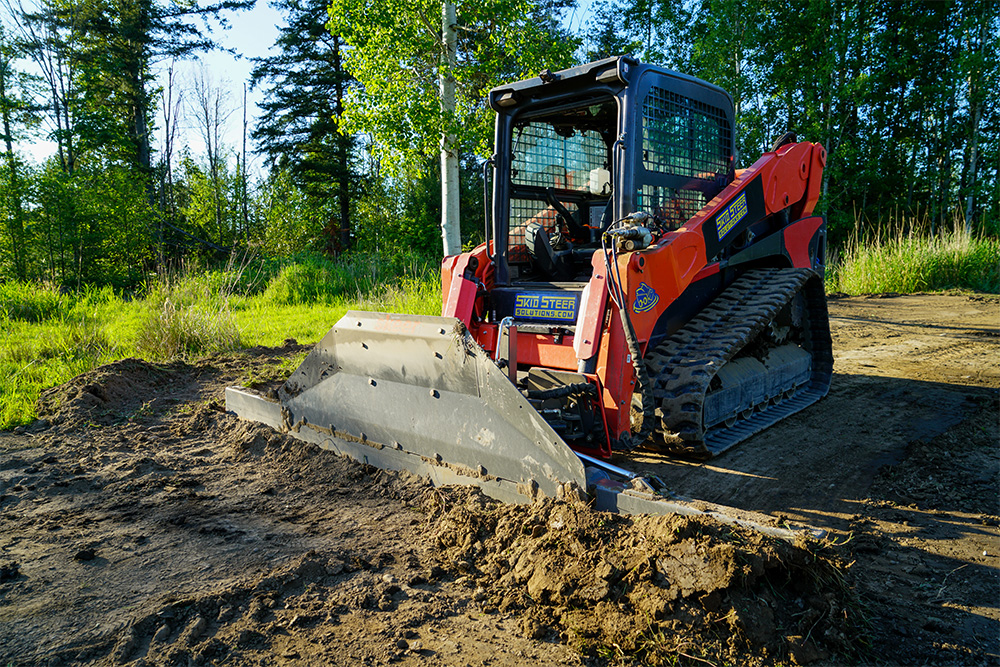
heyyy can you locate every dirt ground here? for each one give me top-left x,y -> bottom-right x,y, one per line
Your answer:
1,293 -> 997,666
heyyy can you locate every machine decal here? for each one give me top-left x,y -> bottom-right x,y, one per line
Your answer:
633,282 -> 659,313
514,292 -> 578,322
716,191 -> 748,239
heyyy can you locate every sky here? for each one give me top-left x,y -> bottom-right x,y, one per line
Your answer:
21,0 -> 598,173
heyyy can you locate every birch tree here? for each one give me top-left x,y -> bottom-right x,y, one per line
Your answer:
327,0 -> 577,257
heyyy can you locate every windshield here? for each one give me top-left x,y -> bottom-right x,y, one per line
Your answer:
507,100 -> 616,268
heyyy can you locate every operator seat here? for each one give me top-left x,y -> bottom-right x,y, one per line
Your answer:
524,222 -> 571,280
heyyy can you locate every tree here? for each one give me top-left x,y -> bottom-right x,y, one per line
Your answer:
250,0 -> 359,255
0,25 -> 41,280
3,0 -> 255,186
327,0 -> 578,256
958,0 -> 999,231
190,67 -> 235,248
74,0 -> 256,195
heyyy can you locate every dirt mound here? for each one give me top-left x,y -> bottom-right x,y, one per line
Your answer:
432,495 -> 856,666
36,357 -> 185,426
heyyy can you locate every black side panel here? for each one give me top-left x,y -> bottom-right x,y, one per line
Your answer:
703,176 -> 767,260
491,286 -> 584,324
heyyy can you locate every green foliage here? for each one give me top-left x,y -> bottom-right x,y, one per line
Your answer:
589,0 -> 1000,237
175,152 -> 243,250
0,281 -> 68,322
828,222 -> 1000,295
10,158 -> 157,288
254,167 -> 335,256
328,0 -> 579,174
356,271 -> 442,315
352,170 -> 441,257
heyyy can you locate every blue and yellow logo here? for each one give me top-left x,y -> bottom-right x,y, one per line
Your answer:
716,191 -> 748,240
633,282 -> 659,313
514,293 -> 577,321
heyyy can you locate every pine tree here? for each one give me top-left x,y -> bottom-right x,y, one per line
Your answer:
250,0 -> 357,254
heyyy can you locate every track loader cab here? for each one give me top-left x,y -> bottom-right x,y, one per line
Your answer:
487,56 -> 736,291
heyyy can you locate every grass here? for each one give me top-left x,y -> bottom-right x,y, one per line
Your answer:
4,217 -> 996,430
0,251 -> 442,430
826,219 -> 999,295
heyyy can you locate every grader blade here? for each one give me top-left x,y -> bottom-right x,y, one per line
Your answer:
245,311 -> 586,499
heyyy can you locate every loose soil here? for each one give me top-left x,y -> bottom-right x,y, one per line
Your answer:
1,293 -> 997,666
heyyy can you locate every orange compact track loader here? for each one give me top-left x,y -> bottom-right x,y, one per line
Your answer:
227,56 -> 833,532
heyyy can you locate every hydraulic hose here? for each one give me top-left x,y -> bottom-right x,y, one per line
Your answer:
602,224 -> 656,450
616,292 -> 656,450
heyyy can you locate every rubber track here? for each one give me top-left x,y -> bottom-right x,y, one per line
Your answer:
640,268 -> 833,459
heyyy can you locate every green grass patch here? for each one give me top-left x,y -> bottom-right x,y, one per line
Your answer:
0,281 -> 70,322
827,227 -> 999,295
0,251 -> 442,430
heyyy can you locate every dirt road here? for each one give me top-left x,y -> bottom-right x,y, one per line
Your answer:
1,293 -> 997,666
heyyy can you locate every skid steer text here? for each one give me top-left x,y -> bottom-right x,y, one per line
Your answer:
514,294 -> 577,321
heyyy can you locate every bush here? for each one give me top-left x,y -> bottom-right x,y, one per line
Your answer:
262,254 -> 343,305
134,298 -> 242,361
134,276 -> 243,361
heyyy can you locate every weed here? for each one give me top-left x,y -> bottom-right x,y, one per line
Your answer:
827,216 -> 999,295
135,298 -> 242,361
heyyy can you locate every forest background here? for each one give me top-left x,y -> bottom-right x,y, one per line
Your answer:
0,0 -> 998,427
0,0 -> 997,288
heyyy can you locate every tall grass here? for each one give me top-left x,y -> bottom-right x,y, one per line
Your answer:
0,281 -> 70,322
262,251 -> 438,305
134,286 -> 242,361
827,217 -> 999,295
0,251 -> 442,430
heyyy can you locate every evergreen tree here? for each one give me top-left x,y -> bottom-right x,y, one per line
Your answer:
250,0 -> 358,254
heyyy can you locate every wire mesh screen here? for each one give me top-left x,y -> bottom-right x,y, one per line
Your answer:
511,124 -> 606,191
508,198 -> 579,262
636,185 -> 706,229
641,85 -> 732,178
508,121 -> 603,260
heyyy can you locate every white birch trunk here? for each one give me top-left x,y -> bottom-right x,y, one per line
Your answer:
439,0 -> 461,256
